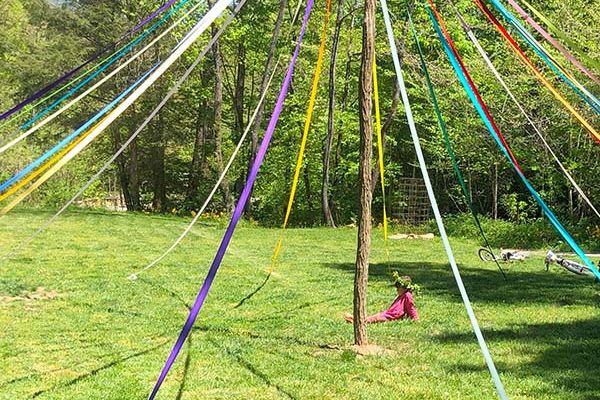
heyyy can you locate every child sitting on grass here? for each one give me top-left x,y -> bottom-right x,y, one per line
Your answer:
344,272 -> 420,323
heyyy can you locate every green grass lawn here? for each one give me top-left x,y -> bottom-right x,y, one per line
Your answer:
1,209 -> 599,399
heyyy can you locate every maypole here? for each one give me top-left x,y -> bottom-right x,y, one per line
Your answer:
353,0 -> 376,346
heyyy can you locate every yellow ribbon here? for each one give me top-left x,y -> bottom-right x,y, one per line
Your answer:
372,55 -> 388,241
0,128 -> 95,202
476,0 -> 600,143
268,0 -> 331,272
0,116 -> 106,215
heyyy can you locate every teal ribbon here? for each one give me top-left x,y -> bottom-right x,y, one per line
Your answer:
20,0 -> 195,130
426,4 -> 600,281
489,0 -> 600,115
409,13 -> 506,279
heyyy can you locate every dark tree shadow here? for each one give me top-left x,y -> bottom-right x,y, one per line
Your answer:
196,322 -> 342,351
206,336 -> 299,400
138,276 -> 195,399
30,340 -> 169,399
137,276 -> 192,311
434,318 -> 600,398
174,333 -> 193,400
323,261 -> 600,306
0,344 -> 121,389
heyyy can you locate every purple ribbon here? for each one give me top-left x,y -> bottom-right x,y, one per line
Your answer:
132,0 -> 179,32
0,0 -> 179,122
146,0 -> 314,398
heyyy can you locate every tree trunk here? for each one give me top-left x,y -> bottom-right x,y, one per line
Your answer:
493,162 -> 498,220
128,133 -> 141,211
332,5 -> 358,192
112,123 -> 134,210
322,0 -> 345,228
371,81 -> 399,192
246,0 -> 288,215
370,2 -> 412,193
212,24 -> 233,212
303,160 -> 313,221
187,97 -> 209,205
233,44 -> 247,198
234,42 -> 246,138
354,0 -> 375,347
151,109 -> 167,212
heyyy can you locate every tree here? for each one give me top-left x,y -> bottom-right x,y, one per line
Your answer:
245,0 -> 288,215
321,0 -> 346,228
353,0 -> 376,347
211,19 -> 233,212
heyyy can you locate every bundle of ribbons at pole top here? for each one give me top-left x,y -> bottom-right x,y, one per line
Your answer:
1,0 -> 598,398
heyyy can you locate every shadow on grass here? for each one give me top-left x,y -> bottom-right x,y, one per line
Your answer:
196,322 -> 342,351
138,276 -> 196,399
175,333 -> 193,400
326,261 -> 600,397
234,273 -> 272,308
138,276 -> 192,310
435,318 -> 600,397
30,340 -> 169,399
0,344 -> 120,388
323,261 -> 600,306
207,336 -> 299,400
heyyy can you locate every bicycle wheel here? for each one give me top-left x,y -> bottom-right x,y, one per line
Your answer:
478,247 -> 496,262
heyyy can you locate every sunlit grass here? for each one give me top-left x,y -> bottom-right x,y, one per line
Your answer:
0,209 -> 598,399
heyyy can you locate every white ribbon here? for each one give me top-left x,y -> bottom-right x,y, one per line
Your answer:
0,0 -> 206,155
0,0 -> 233,216
379,1 -> 508,398
2,0 -> 247,261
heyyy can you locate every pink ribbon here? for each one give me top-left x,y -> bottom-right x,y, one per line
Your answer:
507,0 -> 600,86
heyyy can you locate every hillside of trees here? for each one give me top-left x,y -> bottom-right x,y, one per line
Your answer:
0,0 -> 598,228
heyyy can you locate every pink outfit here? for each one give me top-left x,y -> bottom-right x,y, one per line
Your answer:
367,291 -> 419,323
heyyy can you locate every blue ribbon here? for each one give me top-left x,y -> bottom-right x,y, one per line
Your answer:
426,6 -> 600,280
19,0 -> 194,130
489,0 -> 600,114
0,64 -> 158,193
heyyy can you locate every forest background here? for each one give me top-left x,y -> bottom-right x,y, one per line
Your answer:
1,0 -> 599,247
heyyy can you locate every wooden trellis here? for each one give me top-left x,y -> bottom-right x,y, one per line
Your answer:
390,177 -> 431,225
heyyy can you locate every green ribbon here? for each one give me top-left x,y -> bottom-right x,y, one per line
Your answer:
409,14 -> 506,279
519,0 -> 600,70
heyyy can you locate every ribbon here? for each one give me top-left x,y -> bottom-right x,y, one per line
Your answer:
474,0 -> 600,144
380,1 -> 508,398
409,14 -> 506,279
428,1 -> 522,172
427,1 -> 600,281
448,2 -> 600,221
0,0 -> 204,156
518,0 -> 600,70
372,56 -> 388,241
0,0 -> 181,123
17,0 -> 194,133
506,0 -> 600,86
3,0 -> 249,264
146,0 -> 313,397
487,0 -> 600,115
269,0 -> 330,271
0,0 -> 234,217
0,65 -> 158,198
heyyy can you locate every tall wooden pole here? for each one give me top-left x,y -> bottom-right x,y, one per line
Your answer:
354,0 -> 376,346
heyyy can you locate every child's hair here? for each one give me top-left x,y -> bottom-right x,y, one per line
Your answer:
391,271 -> 420,294
394,275 -> 412,288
